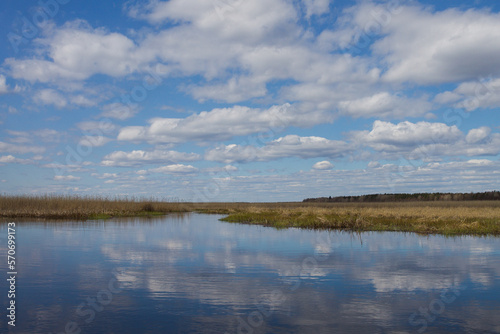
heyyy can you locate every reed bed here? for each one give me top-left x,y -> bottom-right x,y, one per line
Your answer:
0,194 -> 189,219
1,195 -> 499,235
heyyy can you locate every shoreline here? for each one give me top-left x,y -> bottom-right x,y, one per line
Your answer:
1,196 -> 499,235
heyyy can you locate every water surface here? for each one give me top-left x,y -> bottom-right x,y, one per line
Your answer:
1,214 -> 499,333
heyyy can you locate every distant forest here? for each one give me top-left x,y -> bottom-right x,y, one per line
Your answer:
303,191 -> 500,203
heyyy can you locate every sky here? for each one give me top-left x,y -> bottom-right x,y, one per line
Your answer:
0,0 -> 499,202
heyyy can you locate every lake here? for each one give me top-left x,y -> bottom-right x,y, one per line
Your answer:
1,213 -> 499,333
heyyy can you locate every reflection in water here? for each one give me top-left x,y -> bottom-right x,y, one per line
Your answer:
0,214 -> 499,333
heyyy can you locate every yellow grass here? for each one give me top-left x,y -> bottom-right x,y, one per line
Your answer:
1,195 -> 499,235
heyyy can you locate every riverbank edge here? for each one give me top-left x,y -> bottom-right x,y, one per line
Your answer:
219,211 -> 500,236
2,206 -> 499,236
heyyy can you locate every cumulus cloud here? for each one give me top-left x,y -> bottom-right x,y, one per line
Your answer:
0,155 -> 31,164
91,173 -> 118,179
54,175 -> 81,181
100,103 -> 139,120
33,89 -> 68,108
3,1 -> 500,200
312,161 -> 334,170
151,159 -> 500,202
369,5 -> 500,84
77,121 -> 118,133
351,121 -> 462,152
189,75 -> 268,103
0,75 -> 9,94
434,77 -> 500,111
302,0 -> 330,19
7,129 -> 61,144
7,20 -> 145,83
351,121 -> 500,159
0,141 -> 46,154
0,75 -> 20,94
32,88 -> 100,109
338,92 -> 433,119
5,0 -> 375,107
117,104 -> 333,144
466,127 -> 491,144
101,149 -> 200,167
205,135 -> 352,163
150,164 -> 198,174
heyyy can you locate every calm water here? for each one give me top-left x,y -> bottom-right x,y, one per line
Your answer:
1,213 -> 500,333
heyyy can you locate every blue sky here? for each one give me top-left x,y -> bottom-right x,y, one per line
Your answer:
1,0 -> 499,202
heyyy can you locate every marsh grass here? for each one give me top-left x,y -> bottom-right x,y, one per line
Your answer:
218,201 -> 500,235
1,195 -> 499,235
0,194 -> 188,219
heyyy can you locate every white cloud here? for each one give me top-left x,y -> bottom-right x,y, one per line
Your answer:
205,135 -> 351,163
0,141 -> 46,154
369,5 -> 500,84
7,129 -> 61,144
70,94 -> 97,107
205,165 -> 239,173
118,104 -> 333,144
435,77 -> 500,111
338,92 -> 433,119
91,173 -> 118,179
351,121 -> 462,152
100,103 -> 139,120
312,161 -> 334,170
0,155 -> 31,164
150,164 -> 198,174
101,149 -> 200,167
223,165 -> 238,172
34,89 -> 68,108
189,76 -> 267,103
302,0 -> 330,19
126,0 -> 217,24
128,0 -> 298,44
0,75 -> 9,94
77,121 -> 118,133
351,122 -> 500,160
7,20 -> 146,83
466,127 -> 491,144
155,159 -> 500,202
0,75 -> 20,94
54,175 -> 81,181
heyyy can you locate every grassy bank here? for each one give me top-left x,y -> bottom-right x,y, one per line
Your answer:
0,195 -> 191,220
221,202 -> 500,235
1,195 -> 499,235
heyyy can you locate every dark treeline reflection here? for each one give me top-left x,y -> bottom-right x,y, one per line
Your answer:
0,214 -> 499,333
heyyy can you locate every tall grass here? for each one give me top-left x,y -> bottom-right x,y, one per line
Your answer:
220,201 -> 500,235
0,194 -> 189,219
1,195 -> 499,235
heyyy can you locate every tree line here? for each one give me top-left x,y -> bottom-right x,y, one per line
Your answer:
303,191 -> 500,203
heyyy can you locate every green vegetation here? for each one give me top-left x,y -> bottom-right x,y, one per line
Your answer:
1,195 -> 499,235
304,191 -> 500,203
